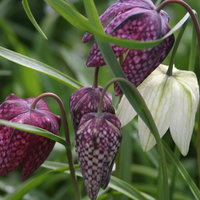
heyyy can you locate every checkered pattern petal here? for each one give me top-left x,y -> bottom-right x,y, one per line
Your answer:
70,86 -> 115,131
76,113 -> 122,200
0,94 -> 60,179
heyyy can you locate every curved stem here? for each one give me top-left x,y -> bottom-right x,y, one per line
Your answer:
31,93 -> 81,200
156,0 -> 200,55
167,18 -> 188,76
93,67 -> 99,88
98,78 -> 169,200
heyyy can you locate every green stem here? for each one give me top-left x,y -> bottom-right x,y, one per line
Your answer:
169,147 -> 180,200
197,106 -> 200,188
167,18 -> 188,76
84,1 -> 169,200
98,78 -> 169,200
31,93 -> 81,200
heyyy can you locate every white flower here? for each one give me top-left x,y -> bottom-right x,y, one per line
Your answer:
117,65 -> 199,156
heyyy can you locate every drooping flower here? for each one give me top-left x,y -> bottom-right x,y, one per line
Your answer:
117,65 -> 199,155
70,86 -> 115,130
0,94 -> 60,179
83,0 -> 175,95
76,112 -> 122,200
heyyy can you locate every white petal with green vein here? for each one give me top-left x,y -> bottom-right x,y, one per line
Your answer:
117,64 -> 199,155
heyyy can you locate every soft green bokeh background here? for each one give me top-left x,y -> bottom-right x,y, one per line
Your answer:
0,0 -> 199,199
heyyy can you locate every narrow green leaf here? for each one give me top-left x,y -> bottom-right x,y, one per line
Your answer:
110,177 -> 155,200
188,25 -> 197,71
0,119 -> 67,146
0,46 -> 83,89
84,1 -> 169,200
5,160 -> 155,200
22,0 -> 47,39
5,166 -> 69,200
45,0 -> 190,50
163,142 -> 200,200
42,161 -> 155,200
44,0 -> 89,31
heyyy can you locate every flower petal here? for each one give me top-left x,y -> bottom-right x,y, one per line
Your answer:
137,70 -> 174,151
116,65 -> 168,126
82,0 -> 155,43
116,95 -> 137,127
169,70 -> 199,156
114,14 -> 174,95
86,9 -> 162,67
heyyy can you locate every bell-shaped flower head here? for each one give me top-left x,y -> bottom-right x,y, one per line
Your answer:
117,65 -> 199,155
83,0 -> 174,95
70,86 -> 115,131
76,112 -> 122,200
0,94 -> 60,179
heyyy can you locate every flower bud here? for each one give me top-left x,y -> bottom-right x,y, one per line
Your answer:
70,86 -> 115,130
0,94 -> 60,179
76,112 -> 122,200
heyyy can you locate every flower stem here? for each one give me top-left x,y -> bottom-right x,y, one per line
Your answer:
93,67 -> 99,88
167,18 -> 188,76
98,78 -> 169,200
197,106 -> 200,187
156,0 -> 200,56
31,93 -> 81,200
84,1 -> 169,199
169,146 -> 180,200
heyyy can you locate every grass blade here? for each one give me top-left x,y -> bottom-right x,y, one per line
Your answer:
0,46 -> 82,89
0,119 -> 67,146
22,0 -> 47,39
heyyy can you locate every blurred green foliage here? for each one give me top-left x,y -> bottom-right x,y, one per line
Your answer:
0,0 -> 199,200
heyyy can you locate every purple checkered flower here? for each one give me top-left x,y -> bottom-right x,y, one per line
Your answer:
83,0 -> 174,95
76,112 -> 122,200
0,94 -> 60,180
70,86 -> 115,131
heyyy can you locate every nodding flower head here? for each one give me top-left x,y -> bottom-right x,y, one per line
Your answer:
70,86 -> 115,131
0,94 -> 60,180
76,112 -> 122,200
83,0 -> 174,95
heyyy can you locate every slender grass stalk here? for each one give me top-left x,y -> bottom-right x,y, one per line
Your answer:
197,107 -> 200,188
169,147 -> 180,200
97,77 -> 169,200
83,1 -> 169,199
189,25 -> 197,71
30,92 -> 81,200
167,19 -> 188,76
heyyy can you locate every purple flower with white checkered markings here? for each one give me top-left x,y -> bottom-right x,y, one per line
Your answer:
0,94 -> 60,180
83,0 -> 174,95
70,86 -> 115,131
76,112 -> 122,200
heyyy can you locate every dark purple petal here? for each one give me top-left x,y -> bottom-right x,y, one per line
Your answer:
0,94 -> 28,120
86,10 -> 162,67
21,111 -> 59,180
0,125 -> 30,176
119,0 -> 155,9
70,86 -> 115,131
0,94 -> 61,179
114,25 -> 175,95
76,112 -> 122,200
82,0 -> 155,43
